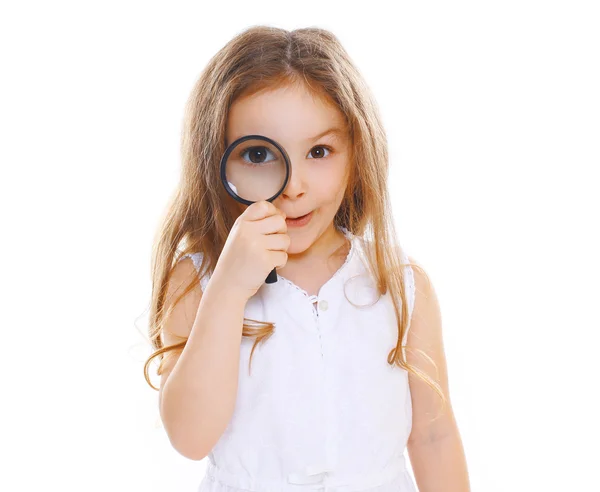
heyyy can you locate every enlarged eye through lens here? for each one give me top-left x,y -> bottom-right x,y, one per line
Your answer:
222,136 -> 288,203
240,146 -> 277,165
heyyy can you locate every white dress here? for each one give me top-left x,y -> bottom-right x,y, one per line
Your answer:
181,227 -> 417,492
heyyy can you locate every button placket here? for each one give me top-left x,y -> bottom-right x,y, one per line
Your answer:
308,294 -> 319,318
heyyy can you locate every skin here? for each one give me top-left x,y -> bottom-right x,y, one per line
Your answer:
225,82 -> 351,297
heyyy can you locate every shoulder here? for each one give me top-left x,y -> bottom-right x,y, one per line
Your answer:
178,252 -> 204,274
176,251 -> 211,289
405,255 -> 438,309
406,255 -> 427,291
404,255 -> 442,345
166,254 -> 205,307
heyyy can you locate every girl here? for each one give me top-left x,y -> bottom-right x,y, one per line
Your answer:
144,26 -> 470,492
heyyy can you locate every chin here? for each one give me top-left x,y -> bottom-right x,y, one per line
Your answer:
286,233 -> 313,255
286,241 -> 307,256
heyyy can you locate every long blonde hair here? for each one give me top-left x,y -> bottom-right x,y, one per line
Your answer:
143,25 -> 444,410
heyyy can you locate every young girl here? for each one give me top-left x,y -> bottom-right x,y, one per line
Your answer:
144,26 -> 470,492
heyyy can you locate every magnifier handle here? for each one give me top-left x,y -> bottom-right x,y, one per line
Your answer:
265,268 -> 278,284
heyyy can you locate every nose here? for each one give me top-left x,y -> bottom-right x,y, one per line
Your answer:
281,159 -> 306,200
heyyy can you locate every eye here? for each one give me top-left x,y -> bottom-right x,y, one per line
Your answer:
307,145 -> 332,159
239,146 -> 277,166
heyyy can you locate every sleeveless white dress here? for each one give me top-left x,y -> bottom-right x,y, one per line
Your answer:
181,228 -> 417,492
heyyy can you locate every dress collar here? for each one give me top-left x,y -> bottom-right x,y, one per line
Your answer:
267,226 -> 359,298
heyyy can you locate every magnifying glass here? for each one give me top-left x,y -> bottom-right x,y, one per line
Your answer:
220,135 -> 291,284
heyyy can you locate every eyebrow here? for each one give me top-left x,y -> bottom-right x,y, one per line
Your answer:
307,127 -> 345,142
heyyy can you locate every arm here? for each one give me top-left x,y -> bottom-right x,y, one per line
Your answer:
405,256 -> 471,491
158,258 -> 248,460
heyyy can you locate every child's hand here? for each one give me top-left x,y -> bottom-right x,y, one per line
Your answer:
211,200 -> 290,302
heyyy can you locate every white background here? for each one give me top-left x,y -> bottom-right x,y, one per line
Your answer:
1,1 -> 598,491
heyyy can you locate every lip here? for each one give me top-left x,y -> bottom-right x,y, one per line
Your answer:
285,211 -> 313,227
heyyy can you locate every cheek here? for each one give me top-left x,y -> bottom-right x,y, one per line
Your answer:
314,161 -> 349,203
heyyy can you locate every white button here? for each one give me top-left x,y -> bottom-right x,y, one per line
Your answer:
319,299 -> 329,311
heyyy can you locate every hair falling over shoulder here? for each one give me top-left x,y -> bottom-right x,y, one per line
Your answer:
142,25 -> 444,408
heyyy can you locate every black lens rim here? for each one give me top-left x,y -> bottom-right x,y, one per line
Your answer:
219,134 -> 291,205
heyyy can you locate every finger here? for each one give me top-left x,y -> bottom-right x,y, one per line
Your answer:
270,250 -> 288,269
244,201 -> 283,222
263,232 -> 290,252
256,213 -> 287,235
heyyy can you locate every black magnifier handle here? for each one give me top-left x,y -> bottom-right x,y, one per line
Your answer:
265,268 -> 277,284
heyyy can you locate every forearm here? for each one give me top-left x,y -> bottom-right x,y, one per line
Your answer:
160,276 -> 248,459
407,429 -> 471,492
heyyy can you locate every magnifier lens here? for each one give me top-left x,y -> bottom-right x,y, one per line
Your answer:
224,138 -> 287,202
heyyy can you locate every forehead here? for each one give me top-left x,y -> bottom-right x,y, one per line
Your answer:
225,83 -> 348,147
